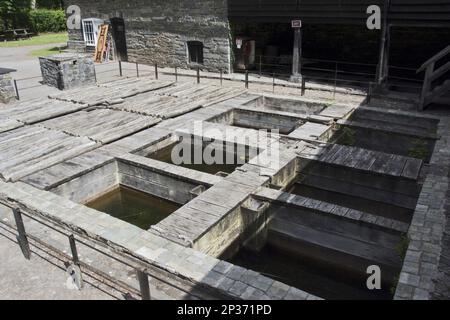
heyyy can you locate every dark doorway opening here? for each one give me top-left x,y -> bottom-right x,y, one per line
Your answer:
110,17 -> 128,62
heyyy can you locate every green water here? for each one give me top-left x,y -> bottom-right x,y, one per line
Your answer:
148,143 -> 249,175
86,186 -> 180,230
229,244 -> 393,300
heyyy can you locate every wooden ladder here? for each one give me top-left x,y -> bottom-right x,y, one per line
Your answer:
417,45 -> 450,110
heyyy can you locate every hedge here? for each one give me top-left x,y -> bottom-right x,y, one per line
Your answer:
30,9 -> 66,33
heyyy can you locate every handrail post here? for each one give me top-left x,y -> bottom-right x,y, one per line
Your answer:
272,73 -> 275,93
245,70 -> 249,89
93,67 -> 97,84
136,62 -> 139,78
13,79 -> 20,100
155,63 -> 158,80
197,67 -> 200,84
301,77 -> 306,96
136,269 -> 151,300
259,55 -> 262,77
220,70 -> 223,86
175,67 -> 178,82
119,60 -> 122,77
420,62 -> 435,110
12,208 -> 31,260
68,234 -> 84,289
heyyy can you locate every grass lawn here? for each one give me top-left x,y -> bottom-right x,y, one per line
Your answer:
0,33 -> 68,48
29,46 -> 64,57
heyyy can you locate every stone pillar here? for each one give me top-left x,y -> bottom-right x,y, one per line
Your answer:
0,73 -> 16,104
39,53 -> 96,90
290,28 -> 303,83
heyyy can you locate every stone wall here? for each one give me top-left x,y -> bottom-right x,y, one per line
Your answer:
0,74 -> 16,104
65,0 -> 232,72
39,53 -> 96,90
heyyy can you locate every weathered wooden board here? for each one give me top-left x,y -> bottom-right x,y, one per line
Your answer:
49,78 -> 175,106
0,126 -> 98,182
39,109 -> 160,144
0,99 -> 88,124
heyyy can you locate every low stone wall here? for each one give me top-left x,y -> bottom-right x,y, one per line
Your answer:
0,74 -> 16,103
39,53 -> 96,90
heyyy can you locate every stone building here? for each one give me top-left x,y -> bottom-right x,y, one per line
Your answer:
66,0 -> 232,72
65,0 -> 450,77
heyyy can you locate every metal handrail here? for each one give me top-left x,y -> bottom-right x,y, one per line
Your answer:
0,201 -> 211,300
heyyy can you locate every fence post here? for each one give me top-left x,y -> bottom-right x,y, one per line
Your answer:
259,55 -> 262,77
136,62 -> 139,78
333,62 -> 338,99
175,67 -> 178,82
155,63 -> 158,80
93,67 -> 97,84
68,234 -> 83,289
301,77 -> 306,96
13,79 -> 20,100
119,61 -> 123,77
220,70 -> 223,86
367,82 -> 373,103
136,269 -> 151,300
197,67 -> 200,84
12,208 -> 31,260
272,73 -> 275,93
245,71 -> 249,89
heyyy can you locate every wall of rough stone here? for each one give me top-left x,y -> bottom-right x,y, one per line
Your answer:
0,74 -> 16,104
64,0 -> 232,72
39,53 -> 96,90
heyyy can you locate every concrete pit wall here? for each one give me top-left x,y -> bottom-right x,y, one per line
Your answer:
244,95 -> 327,115
66,0 -> 232,72
50,159 -> 214,206
208,109 -> 304,135
297,159 -> 422,212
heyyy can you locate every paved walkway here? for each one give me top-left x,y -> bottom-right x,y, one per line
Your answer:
0,232 -> 115,300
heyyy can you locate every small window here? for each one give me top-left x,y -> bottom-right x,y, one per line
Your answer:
82,18 -> 104,47
187,41 -> 204,64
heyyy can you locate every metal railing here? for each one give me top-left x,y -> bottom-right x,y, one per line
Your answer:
0,202 -> 216,300
9,56 -> 423,102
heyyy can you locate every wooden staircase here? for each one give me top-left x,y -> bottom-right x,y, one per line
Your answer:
417,45 -> 450,110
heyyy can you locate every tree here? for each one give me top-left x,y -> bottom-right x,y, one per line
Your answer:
0,0 -> 32,30
36,0 -> 63,9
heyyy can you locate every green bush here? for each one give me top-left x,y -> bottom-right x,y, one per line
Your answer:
30,9 -> 66,33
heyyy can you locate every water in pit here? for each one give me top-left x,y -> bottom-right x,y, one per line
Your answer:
86,186 -> 180,230
229,244 -> 393,300
147,142 -> 250,175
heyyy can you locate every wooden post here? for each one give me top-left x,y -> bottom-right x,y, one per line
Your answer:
197,67 -> 200,84
119,61 -> 123,77
376,0 -> 391,86
68,234 -> 84,289
136,62 -> 139,78
136,269 -> 151,300
220,70 -> 223,86
420,63 -> 434,109
155,63 -> 158,80
175,67 -> 178,82
290,25 -> 303,82
12,208 -> 31,260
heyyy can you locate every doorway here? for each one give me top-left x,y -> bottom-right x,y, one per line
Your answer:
110,17 -> 128,61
